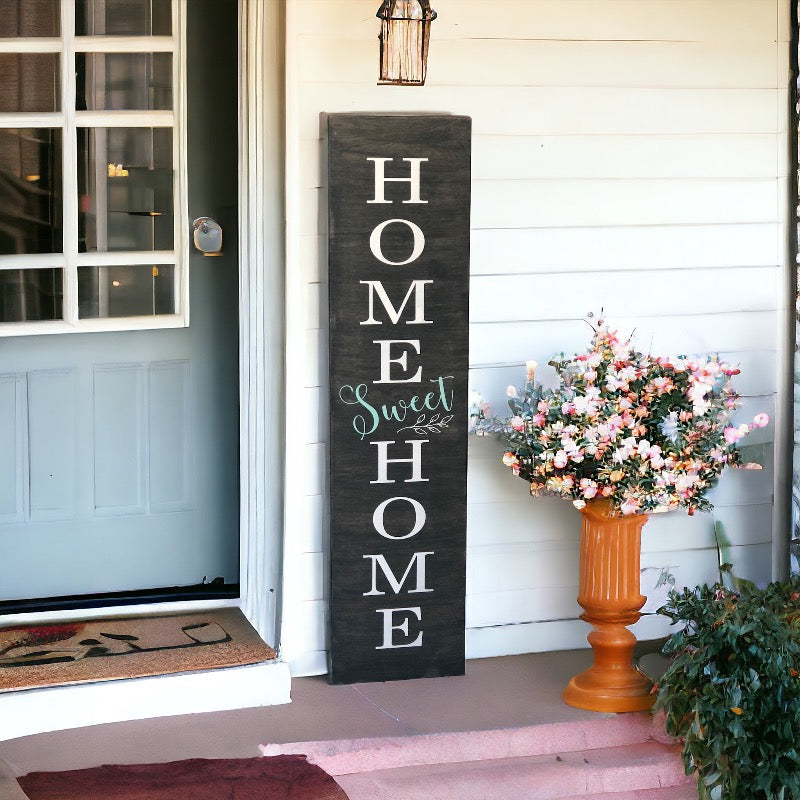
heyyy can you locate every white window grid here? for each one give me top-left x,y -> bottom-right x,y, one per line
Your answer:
0,0 -> 188,336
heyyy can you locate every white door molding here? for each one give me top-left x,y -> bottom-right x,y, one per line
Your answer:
238,0 -> 286,648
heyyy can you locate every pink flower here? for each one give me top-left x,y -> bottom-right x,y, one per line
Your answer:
723,426 -> 742,445
531,413 -> 546,426
510,416 -> 525,432
526,360 -> 538,380
537,401 -> 549,413
561,401 -> 577,416
502,452 -> 519,468
620,497 -> 641,515
752,412 -> 769,428
553,450 -> 568,469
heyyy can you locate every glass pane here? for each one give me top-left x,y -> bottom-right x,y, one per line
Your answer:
0,54 -> 60,113
0,268 -> 63,322
78,264 -> 174,318
76,0 -> 172,36
0,0 -> 60,37
78,127 -> 173,252
77,53 -> 172,111
0,129 -> 62,255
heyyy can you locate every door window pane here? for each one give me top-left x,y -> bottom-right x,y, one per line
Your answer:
76,0 -> 172,36
77,53 -> 172,111
79,127 -> 173,252
0,129 -> 62,255
78,264 -> 174,318
0,268 -> 63,322
0,54 -> 60,113
0,0 -> 60,37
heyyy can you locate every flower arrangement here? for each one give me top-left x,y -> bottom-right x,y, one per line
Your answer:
477,321 -> 767,516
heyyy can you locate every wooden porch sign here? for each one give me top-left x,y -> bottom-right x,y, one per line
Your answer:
326,113 -> 471,684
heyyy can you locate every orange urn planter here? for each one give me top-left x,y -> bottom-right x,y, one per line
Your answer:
562,499 -> 655,713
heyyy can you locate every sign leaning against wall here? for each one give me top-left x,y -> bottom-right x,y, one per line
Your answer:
326,113 -> 471,684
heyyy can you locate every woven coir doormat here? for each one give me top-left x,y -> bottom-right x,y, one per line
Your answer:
0,608 -> 276,692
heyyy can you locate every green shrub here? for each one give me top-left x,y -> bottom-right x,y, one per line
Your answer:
655,577 -> 800,800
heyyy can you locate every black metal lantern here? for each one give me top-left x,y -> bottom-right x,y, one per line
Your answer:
377,1 -> 437,86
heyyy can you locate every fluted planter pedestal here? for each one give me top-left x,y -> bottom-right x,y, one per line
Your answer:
562,499 -> 655,713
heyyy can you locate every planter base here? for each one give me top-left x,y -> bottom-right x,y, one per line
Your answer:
565,501 -> 655,713
563,662 -> 654,713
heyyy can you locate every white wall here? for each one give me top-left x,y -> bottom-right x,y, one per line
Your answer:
281,0 -> 791,674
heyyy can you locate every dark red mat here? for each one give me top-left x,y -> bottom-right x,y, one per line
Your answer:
18,756 -> 350,800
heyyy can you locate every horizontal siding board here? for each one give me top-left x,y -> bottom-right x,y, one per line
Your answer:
469,312 -> 779,366
471,224 -> 781,275
640,541 -> 772,591
299,38 -> 778,89
300,495 -> 325,554
299,86 -> 779,139
472,179 -> 779,230
642,502 -> 773,554
466,618 -> 590,658
472,135 -> 779,181
298,0 -> 776,44
303,135 -> 778,187
468,497 -> 580,547
470,541 -> 579,593
470,266 -> 778,324
303,179 -> 780,235
466,586 -> 581,628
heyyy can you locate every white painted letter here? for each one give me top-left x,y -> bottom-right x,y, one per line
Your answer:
375,607 -> 423,649
363,552 -> 434,596
372,496 -> 427,539
373,339 -> 422,384
370,440 -> 429,484
369,219 -> 425,266
360,280 -> 433,326
367,157 -> 428,204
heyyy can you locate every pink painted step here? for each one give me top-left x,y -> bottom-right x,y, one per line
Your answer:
332,742 -> 691,800
261,714 -> 692,800
556,789 -> 697,800
260,715 -> 658,775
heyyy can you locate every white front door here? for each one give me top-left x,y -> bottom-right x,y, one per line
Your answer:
0,0 -> 241,608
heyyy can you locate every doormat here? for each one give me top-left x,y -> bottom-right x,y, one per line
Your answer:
17,756 -> 350,800
0,608 -> 276,692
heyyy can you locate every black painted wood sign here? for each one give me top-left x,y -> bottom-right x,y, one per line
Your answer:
326,113 -> 471,684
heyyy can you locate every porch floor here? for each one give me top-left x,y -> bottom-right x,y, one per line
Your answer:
0,648 -> 670,778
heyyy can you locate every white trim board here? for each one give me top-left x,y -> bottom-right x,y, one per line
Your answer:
0,661 -> 291,741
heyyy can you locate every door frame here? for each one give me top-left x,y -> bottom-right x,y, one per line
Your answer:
237,0 -> 285,649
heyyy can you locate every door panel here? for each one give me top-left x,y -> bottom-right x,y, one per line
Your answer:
0,0 -> 240,605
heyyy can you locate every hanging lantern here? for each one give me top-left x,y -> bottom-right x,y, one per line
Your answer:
377,1 -> 437,86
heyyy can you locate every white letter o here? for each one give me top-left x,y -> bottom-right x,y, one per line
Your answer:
372,496 -> 426,539
369,219 -> 425,266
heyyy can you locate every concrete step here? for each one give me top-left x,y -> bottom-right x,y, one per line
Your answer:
557,788 -> 697,800
260,714 -> 658,775
332,741 -> 691,800
261,714 -> 692,800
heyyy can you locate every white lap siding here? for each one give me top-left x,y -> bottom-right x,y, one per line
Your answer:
280,0 -> 790,673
